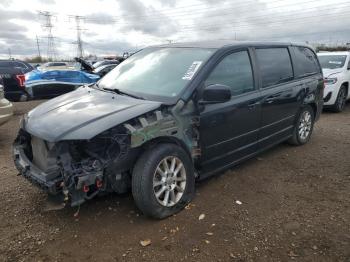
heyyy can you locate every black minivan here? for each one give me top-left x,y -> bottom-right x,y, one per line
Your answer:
14,41 -> 323,219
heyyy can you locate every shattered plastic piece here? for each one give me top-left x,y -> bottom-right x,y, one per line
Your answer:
140,239 -> 151,247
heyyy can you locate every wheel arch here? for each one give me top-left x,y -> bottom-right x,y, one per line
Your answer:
340,82 -> 349,95
307,102 -> 318,118
138,136 -> 193,161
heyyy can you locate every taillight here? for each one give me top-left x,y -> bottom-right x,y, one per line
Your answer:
16,74 -> 25,88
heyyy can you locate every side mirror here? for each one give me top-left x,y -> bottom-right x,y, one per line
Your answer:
200,84 -> 231,104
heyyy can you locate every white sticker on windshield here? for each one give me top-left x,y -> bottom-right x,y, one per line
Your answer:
182,61 -> 202,80
329,61 -> 342,65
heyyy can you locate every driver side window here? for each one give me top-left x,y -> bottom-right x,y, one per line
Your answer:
205,51 -> 254,96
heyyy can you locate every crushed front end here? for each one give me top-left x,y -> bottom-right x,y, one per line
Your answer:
13,94 -> 200,208
13,124 -> 133,207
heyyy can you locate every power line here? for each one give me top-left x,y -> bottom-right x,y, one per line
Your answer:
36,35 -> 41,58
178,1 -> 350,31
69,15 -> 86,58
84,0 -> 348,26
38,11 -> 57,60
176,10 -> 350,37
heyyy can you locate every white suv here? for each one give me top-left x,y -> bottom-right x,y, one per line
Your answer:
318,52 -> 350,112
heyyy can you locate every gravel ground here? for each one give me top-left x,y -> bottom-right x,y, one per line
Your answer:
0,100 -> 349,262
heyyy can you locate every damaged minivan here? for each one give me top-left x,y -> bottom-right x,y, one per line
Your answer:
13,41 -> 324,218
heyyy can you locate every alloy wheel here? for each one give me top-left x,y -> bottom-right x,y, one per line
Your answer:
298,111 -> 312,140
153,156 -> 187,207
337,88 -> 347,111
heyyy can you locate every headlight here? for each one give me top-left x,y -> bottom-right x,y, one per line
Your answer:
324,77 -> 337,85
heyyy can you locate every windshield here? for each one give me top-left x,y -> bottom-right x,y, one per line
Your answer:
318,55 -> 347,69
98,47 -> 214,101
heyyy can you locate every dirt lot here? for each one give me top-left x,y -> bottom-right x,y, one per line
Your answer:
0,101 -> 349,262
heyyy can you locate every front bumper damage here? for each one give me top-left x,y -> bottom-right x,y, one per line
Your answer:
13,127 -> 129,207
13,143 -> 62,194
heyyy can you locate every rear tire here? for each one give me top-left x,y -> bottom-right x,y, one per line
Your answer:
132,143 -> 195,219
331,85 -> 347,113
288,105 -> 314,146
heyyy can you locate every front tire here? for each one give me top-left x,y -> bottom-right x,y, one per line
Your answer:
331,85 -> 347,113
288,105 -> 315,146
132,143 -> 195,219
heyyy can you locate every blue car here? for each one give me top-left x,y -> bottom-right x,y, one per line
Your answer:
25,69 -> 100,99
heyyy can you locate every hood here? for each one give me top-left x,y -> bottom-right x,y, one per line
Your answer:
322,68 -> 343,78
75,57 -> 94,73
24,87 -> 162,142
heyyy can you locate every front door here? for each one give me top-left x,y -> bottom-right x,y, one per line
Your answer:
199,49 -> 262,175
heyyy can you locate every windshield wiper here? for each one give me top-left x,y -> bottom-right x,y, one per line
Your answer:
102,87 -> 144,100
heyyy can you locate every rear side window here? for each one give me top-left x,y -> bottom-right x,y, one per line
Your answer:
13,62 -> 28,69
293,47 -> 320,77
52,62 -> 66,66
205,51 -> 255,96
0,61 -> 11,67
256,48 -> 294,88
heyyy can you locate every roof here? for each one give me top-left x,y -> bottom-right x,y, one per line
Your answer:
154,40 -> 308,49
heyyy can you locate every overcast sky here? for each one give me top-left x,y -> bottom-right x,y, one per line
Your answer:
1,0 -> 350,59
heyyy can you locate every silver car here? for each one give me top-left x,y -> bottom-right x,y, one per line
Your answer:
0,84 -> 13,126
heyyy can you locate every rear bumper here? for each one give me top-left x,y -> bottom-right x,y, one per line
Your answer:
13,143 -> 62,195
0,98 -> 13,126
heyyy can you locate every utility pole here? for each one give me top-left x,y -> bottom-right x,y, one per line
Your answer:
38,11 -> 57,60
8,48 -> 12,59
69,15 -> 85,58
36,35 -> 41,58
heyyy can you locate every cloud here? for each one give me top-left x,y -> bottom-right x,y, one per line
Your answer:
38,0 -> 55,4
156,0 -> 177,7
85,39 -> 137,55
1,0 -> 350,58
0,9 -> 35,55
116,0 -> 178,37
84,12 -> 116,24
0,9 -> 36,21
0,0 -> 12,7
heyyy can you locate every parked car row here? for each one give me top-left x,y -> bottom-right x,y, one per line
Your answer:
13,41 -> 326,219
0,58 -> 121,101
24,69 -> 100,100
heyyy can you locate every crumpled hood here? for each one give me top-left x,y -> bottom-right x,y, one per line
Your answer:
322,68 -> 343,78
24,87 -> 162,142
